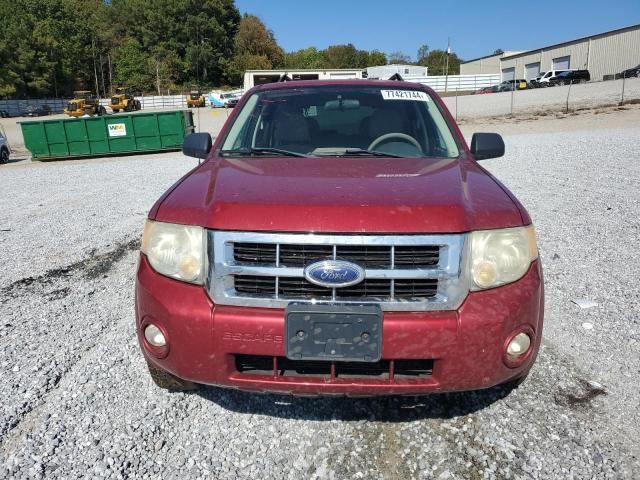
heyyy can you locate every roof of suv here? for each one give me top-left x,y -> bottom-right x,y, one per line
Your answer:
252,79 -> 437,93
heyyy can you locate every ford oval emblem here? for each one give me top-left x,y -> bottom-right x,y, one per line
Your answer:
303,260 -> 365,288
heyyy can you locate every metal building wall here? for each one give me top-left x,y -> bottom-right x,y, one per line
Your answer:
460,54 -> 502,75
500,25 -> 640,81
589,27 -> 640,80
501,42 -> 590,79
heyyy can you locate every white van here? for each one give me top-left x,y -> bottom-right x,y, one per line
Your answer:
533,69 -> 574,87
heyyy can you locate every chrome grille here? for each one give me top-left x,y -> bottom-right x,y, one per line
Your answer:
234,276 -> 438,300
208,231 -> 468,311
233,243 -> 439,268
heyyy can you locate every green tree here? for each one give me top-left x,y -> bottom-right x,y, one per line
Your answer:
367,50 -> 387,67
114,37 -> 153,92
284,47 -> 325,69
0,0 -> 106,98
228,14 -> 284,84
418,49 -> 462,75
417,44 -> 429,63
109,0 -> 239,90
323,44 -> 359,68
387,51 -> 411,64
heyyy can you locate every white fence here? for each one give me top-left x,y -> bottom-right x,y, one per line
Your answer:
0,94 -> 211,116
404,74 -> 501,92
0,99 -> 68,116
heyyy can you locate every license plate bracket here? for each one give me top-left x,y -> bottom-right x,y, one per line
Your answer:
285,303 -> 382,362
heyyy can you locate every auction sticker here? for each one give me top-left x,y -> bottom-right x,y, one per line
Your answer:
381,90 -> 429,101
107,123 -> 127,137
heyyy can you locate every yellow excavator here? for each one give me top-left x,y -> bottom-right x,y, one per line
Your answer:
186,87 -> 206,108
64,91 -> 106,117
110,88 -> 142,113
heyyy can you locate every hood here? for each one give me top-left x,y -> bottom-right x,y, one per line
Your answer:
154,156 -> 525,233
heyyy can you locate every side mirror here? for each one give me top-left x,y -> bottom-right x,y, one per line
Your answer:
183,132 -> 212,159
470,133 -> 505,160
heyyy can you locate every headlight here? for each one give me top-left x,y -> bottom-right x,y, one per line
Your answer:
469,225 -> 538,291
141,220 -> 206,284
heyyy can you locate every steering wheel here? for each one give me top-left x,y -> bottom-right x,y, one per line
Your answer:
368,133 -> 422,153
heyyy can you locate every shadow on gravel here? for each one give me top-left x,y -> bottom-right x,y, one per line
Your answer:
194,384 -> 517,422
0,238 -> 140,302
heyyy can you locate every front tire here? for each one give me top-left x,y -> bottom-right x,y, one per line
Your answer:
1,148 -> 9,164
146,360 -> 198,392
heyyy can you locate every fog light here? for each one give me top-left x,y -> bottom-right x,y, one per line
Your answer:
144,324 -> 166,347
507,333 -> 531,358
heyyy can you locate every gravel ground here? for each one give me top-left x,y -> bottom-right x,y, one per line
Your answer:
1,117 -> 639,478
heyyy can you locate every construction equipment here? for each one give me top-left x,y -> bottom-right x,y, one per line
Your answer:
186,87 -> 206,108
64,91 -> 106,117
110,88 -> 142,113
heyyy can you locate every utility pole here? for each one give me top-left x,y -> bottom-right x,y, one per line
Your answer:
156,60 -> 161,96
444,37 -> 450,92
99,54 -> 106,99
92,37 -> 100,98
108,54 -> 113,96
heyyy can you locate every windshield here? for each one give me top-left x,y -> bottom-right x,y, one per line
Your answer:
220,85 -> 460,158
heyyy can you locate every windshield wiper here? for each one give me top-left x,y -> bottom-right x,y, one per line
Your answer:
324,148 -> 405,158
220,147 -> 310,158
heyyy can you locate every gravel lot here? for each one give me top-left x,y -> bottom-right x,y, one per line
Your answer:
1,109 -> 639,479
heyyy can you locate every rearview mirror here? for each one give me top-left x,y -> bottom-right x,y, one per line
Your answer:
182,132 -> 212,159
324,99 -> 360,110
470,133 -> 505,160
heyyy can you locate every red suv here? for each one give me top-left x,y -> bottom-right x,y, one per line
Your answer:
136,80 -> 543,396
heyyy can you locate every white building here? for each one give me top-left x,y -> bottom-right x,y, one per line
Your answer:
366,64 -> 427,79
243,69 -> 364,90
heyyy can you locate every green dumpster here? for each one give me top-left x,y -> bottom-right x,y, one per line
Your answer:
20,110 -> 195,160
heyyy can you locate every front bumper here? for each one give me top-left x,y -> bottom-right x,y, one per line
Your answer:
135,255 -> 544,396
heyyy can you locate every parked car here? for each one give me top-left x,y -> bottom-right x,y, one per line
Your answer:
620,65 -> 640,78
496,79 -> 527,92
473,86 -> 495,94
136,79 -> 544,396
22,105 -> 51,117
0,110 -> 11,118
0,130 -> 10,164
225,97 -> 239,108
530,70 -> 572,87
548,70 -> 590,86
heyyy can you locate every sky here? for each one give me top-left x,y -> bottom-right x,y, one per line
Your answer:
235,0 -> 640,61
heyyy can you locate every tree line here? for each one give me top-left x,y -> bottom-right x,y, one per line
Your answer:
0,0 -> 462,99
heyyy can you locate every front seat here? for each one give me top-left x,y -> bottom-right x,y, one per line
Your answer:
272,112 -> 311,153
